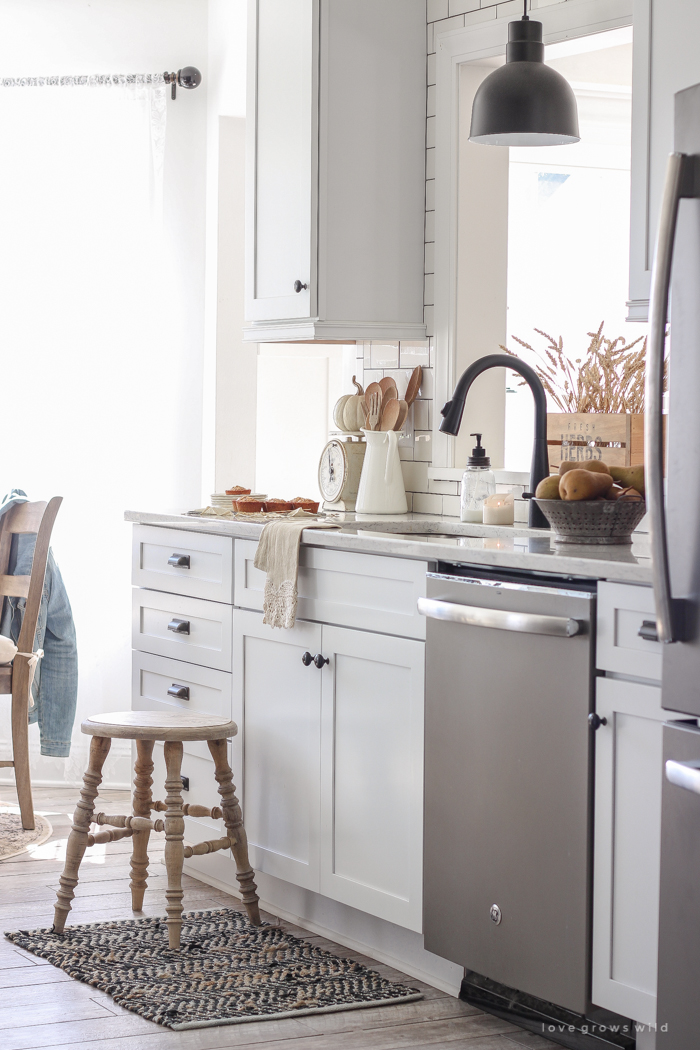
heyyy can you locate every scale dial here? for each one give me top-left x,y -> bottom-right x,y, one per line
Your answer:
318,439 -> 348,503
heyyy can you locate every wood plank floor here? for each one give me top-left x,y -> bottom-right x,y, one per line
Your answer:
0,787 -> 556,1050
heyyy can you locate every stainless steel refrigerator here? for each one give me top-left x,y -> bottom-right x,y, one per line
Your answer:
647,81 -> 700,1048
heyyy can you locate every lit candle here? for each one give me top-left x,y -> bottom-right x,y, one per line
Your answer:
483,492 -> 514,526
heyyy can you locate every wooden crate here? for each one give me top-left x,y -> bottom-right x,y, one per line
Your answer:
547,413 -> 645,473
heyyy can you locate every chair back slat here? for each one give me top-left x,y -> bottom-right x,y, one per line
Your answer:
0,575 -> 30,599
15,498 -> 63,654
4,502 -> 48,535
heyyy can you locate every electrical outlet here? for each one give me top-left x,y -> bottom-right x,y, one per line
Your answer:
181,775 -> 189,792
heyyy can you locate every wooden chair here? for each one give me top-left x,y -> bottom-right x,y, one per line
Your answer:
53,710 -> 262,947
0,497 -> 62,831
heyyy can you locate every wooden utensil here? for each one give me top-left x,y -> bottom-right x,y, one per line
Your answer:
381,387 -> 397,415
367,390 -> 382,431
359,399 -> 370,427
393,400 -> 409,431
379,376 -> 398,398
380,399 -> 402,432
364,381 -> 382,409
404,366 -> 422,406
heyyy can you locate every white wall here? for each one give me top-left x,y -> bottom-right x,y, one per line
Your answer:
0,0 -> 208,788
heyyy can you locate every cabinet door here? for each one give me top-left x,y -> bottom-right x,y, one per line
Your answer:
319,625 -> 424,932
592,676 -> 665,1025
246,0 -> 317,322
233,609 -> 322,891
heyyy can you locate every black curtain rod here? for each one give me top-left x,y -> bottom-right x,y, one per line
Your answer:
0,66 -> 201,100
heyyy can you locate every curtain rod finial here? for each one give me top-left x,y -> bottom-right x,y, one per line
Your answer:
163,66 -> 202,100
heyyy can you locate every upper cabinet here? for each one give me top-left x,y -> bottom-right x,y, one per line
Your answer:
245,0 -> 427,342
628,0 -> 700,321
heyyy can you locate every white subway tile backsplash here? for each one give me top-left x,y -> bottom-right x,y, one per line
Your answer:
399,444 -> 415,461
426,115 -> 436,149
427,0 -> 449,21
363,369 -> 383,386
425,179 -> 435,211
370,342 -> 399,369
424,273 -> 435,306
414,492 -> 443,515
464,5 -> 497,24
401,460 -> 430,492
427,22 -> 435,54
400,341 -> 430,368
424,305 -> 435,337
427,53 -> 436,86
385,368 -> 412,397
425,210 -> 435,243
426,147 -> 435,180
363,342 -> 371,366
413,398 -> 432,430
496,0 -> 523,16
429,478 -> 459,495
414,431 -> 433,462
449,0 -> 480,12
424,240 -> 435,274
427,84 -> 436,118
442,494 -> 461,517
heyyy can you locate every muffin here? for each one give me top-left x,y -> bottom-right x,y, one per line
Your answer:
291,497 -> 320,513
225,485 -> 251,496
235,496 -> 265,513
263,498 -> 293,513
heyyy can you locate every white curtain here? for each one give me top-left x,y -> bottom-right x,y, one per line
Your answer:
0,79 -> 197,786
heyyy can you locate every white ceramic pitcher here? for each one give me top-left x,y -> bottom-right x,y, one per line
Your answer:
355,429 -> 408,514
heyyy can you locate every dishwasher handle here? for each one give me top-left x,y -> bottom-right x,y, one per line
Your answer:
666,759 -> 700,796
417,597 -> 582,637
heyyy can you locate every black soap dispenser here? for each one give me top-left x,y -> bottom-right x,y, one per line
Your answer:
460,433 -> 496,522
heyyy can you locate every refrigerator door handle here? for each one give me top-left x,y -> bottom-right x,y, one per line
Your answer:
646,152 -> 699,643
417,597 -> 581,637
666,758 -> 700,796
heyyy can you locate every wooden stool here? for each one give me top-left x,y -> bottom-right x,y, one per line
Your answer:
53,711 -> 261,948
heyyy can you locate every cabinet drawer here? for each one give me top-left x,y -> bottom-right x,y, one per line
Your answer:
597,582 -> 661,681
132,589 -> 232,671
132,524 -> 233,603
132,651 -> 232,723
234,540 -> 427,639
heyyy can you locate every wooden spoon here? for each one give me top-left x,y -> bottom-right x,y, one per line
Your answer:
379,376 -> 398,398
393,400 -> 409,431
381,387 -> 397,415
380,398 -> 402,431
364,381 -> 382,409
404,366 -> 422,406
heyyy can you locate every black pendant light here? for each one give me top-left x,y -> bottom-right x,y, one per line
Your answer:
469,0 -> 579,146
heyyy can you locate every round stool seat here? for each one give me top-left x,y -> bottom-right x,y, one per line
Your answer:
81,711 -> 238,741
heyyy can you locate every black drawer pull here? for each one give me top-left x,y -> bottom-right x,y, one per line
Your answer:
167,683 -> 190,700
168,554 -> 191,568
638,619 -> 659,642
293,280 -> 308,293
167,618 -> 190,635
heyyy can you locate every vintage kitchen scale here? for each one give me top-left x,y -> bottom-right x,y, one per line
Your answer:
318,433 -> 366,512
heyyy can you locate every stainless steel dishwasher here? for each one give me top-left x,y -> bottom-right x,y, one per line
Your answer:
420,566 -> 596,1016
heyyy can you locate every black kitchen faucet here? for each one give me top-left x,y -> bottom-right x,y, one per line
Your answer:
439,353 -> 550,529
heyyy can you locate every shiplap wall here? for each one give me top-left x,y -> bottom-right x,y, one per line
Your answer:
361,0 -> 570,511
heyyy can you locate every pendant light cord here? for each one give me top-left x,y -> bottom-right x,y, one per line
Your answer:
523,0 -> 529,19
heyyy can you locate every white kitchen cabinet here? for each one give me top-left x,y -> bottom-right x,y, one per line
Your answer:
628,0 -> 700,320
592,676 -> 665,1025
234,609 -> 323,892
245,0 -> 427,342
233,608 -> 425,930
320,625 -> 424,932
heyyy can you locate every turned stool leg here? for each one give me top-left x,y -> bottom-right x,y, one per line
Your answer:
130,739 -> 154,911
54,736 -> 111,933
163,740 -> 185,949
207,738 -> 261,926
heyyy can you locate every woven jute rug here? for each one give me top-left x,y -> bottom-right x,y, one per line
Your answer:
5,908 -> 422,1029
0,804 -> 53,861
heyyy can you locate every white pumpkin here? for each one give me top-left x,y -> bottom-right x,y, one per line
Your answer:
342,377 -> 366,432
333,395 -> 352,431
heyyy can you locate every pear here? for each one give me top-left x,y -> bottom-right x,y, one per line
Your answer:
609,466 -> 645,496
559,459 -> 611,476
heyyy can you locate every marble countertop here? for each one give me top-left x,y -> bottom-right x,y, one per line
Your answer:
125,509 -> 653,585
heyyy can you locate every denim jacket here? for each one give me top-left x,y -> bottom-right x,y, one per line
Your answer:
0,491 -> 78,757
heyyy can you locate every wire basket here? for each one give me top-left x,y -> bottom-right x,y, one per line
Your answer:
534,498 -> 647,544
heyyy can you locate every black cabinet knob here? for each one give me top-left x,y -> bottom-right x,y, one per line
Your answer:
293,280 -> 308,293
313,654 -> 329,669
588,713 -> 608,730
301,651 -> 314,666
